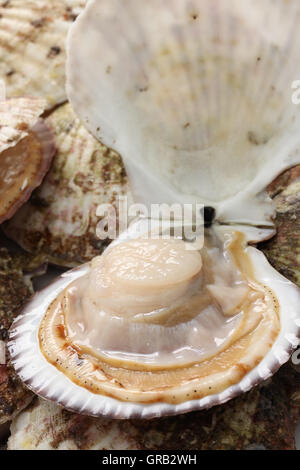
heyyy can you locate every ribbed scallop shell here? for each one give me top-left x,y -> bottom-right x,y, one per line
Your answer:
3,102 -> 132,267
0,97 -> 46,152
0,96 -> 55,224
8,224 -> 300,419
67,0 -> 300,226
0,0 -> 86,108
7,368 -> 300,451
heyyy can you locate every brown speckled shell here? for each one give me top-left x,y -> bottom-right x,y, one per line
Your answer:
0,97 -> 46,152
0,0 -> 87,107
4,103 -> 132,267
0,119 -> 56,224
261,165 -> 300,286
0,247 -> 46,427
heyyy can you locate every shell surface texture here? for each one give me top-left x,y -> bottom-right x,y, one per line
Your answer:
0,97 -> 46,153
7,363 -> 300,450
3,103 -> 132,267
0,97 -> 55,224
0,0 -> 87,108
8,0 -> 300,420
0,246 -> 46,428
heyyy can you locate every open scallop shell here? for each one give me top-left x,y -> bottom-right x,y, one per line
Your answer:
8,223 -> 300,419
8,0 -> 300,419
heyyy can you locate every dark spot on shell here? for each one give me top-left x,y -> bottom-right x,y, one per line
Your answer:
48,46 -> 61,58
0,329 -> 8,340
30,193 -> 50,208
64,7 -> 78,22
16,122 -> 29,132
31,18 -> 45,28
247,131 -> 269,146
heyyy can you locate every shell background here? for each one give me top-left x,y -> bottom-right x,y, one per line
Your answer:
261,166 -> 300,286
0,0 -> 300,450
0,0 -> 131,267
0,244 -> 46,429
3,103 -> 132,267
0,97 -> 46,152
0,0 -> 86,107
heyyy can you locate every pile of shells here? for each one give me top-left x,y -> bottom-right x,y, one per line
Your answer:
0,0 -> 300,450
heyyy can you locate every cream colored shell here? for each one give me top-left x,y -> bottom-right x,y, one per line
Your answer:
0,0 -> 87,108
0,97 -> 46,152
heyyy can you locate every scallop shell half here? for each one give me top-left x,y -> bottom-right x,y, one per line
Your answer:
67,0 -> 300,225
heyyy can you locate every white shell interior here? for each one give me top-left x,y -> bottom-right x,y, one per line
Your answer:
8,224 -> 300,419
67,0 -> 300,225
